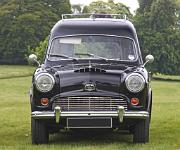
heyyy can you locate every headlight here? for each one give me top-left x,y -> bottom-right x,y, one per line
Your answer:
35,73 -> 55,92
125,73 -> 145,93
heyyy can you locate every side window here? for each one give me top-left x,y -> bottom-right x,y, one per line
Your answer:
121,38 -> 136,60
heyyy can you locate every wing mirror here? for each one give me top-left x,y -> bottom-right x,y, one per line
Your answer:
143,55 -> 154,67
28,54 -> 40,67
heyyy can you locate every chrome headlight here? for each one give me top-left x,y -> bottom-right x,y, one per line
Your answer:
125,73 -> 145,93
35,73 -> 55,92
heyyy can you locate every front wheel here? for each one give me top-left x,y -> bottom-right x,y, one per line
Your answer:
133,118 -> 150,143
31,119 -> 49,144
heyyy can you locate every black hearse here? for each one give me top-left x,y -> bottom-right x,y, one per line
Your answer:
29,14 -> 154,144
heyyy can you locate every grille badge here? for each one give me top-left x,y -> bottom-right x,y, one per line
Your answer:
84,83 -> 96,92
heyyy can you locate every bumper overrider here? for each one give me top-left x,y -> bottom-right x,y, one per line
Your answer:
31,106 -> 149,124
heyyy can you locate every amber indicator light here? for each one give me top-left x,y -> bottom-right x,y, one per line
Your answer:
41,98 -> 49,106
131,98 -> 139,106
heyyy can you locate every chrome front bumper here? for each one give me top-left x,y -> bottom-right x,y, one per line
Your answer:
31,106 -> 149,123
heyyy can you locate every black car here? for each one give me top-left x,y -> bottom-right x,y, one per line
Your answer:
29,14 -> 154,144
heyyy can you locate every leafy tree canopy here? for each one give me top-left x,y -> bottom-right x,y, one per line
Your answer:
82,0 -> 132,18
135,0 -> 180,75
0,0 -> 71,64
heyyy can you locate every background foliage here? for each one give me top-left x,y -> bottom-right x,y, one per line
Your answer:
0,0 -> 71,64
134,0 -> 180,74
0,0 -> 179,74
82,0 -> 132,19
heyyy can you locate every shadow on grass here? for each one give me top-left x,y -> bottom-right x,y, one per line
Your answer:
49,130 -> 133,145
0,74 -> 32,80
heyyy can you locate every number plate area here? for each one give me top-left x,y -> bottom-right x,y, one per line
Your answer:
67,117 -> 112,128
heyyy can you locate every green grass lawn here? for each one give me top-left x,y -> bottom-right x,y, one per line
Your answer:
0,65 -> 35,79
153,73 -> 180,81
0,72 -> 179,149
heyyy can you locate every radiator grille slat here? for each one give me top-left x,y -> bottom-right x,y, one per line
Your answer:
53,97 -> 128,111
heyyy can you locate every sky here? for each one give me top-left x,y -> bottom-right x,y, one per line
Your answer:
70,0 -> 139,14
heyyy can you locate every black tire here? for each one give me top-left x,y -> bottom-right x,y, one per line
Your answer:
31,119 -> 49,144
149,101 -> 152,123
133,118 -> 150,143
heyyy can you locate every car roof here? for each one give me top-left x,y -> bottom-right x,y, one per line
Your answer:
50,18 -> 137,39
47,15 -> 143,65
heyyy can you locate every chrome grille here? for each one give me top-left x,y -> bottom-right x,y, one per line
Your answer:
53,97 -> 128,111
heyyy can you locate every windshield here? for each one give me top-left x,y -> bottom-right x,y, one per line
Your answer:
48,35 -> 137,61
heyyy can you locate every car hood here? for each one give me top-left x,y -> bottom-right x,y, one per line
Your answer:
57,67 -> 123,95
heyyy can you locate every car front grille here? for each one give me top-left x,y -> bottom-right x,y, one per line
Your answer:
53,96 -> 128,111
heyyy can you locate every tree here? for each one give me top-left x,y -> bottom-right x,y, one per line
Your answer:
137,0 -> 153,13
30,37 -> 48,63
82,1 -> 132,19
72,4 -> 83,14
135,0 -> 180,74
150,0 -> 176,31
0,0 -> 71,64
176,0 -> 180,27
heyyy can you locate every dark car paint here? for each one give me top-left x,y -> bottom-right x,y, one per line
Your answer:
31,65 -> 150,111
30,18 -> 152,127
45,19 -> 143,65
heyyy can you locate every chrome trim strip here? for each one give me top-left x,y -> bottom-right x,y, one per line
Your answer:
54,96 -> 128,111
61,13 -> 127,20
31,111 -> 149,119
117,106 -> 125,123
55,106 -> 61,123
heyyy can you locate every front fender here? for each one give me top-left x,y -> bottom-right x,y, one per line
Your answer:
147,88 -> 152,112
29,86 -> 35,111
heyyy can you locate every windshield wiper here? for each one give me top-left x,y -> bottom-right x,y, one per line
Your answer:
48,54 -> 78,61
75,52 -> 108,61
